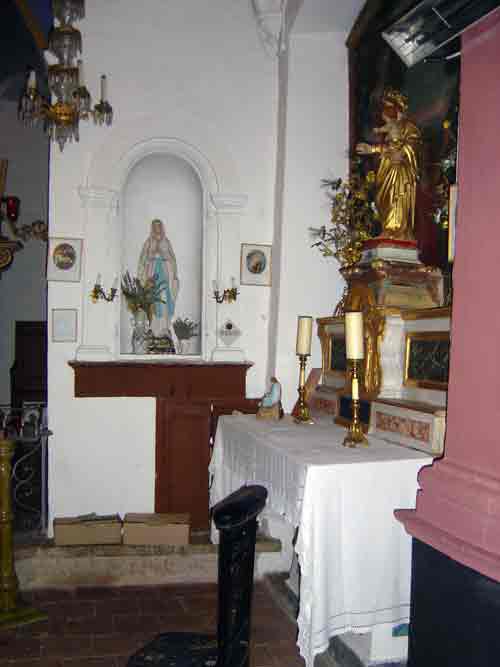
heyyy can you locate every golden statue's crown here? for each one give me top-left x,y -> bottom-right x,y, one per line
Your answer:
382,88 -> 408,112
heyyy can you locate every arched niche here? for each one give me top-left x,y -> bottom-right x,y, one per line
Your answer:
77,134 -> 247,362
120,153 -> 203,356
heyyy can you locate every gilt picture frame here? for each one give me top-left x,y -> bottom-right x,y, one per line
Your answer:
47,237 -> 83,282
240,243 -> 272,286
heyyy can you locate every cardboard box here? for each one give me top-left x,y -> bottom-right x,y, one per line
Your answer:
123,513 -> 190,546
54,514 -> 122,546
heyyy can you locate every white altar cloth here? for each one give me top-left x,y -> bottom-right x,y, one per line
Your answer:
209,415 -> 432,667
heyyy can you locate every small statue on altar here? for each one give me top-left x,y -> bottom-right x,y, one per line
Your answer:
356,88 -> 421,241
257,377 -> 284,421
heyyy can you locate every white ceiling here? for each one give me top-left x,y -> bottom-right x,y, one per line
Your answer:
292,0 -> 367,34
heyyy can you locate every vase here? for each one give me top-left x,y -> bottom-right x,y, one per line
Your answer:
131,311 -> 148,354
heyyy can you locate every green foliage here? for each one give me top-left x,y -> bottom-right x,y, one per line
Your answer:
121,271 -> 165,324
173,317 -> 199,341
310,172 -> 378,267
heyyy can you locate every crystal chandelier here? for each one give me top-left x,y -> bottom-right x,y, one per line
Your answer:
18,0 -> 113,152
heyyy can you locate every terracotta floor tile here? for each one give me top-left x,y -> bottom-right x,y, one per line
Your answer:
3,582 -> 303,667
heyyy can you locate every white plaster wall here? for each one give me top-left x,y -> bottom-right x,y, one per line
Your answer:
0,100 -> 48,404
48,0 -> 278,525
270,32 -> 348,411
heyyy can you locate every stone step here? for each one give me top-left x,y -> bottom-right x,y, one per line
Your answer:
14,533 -> 282,590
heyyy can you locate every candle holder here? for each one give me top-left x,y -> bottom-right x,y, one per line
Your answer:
343,360 -> 368,448
90,280 -> 117,303
212,285 -> 239,304
0,436 -> 46,629
294,354 -> 314,424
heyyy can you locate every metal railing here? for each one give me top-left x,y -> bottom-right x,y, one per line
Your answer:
0,405 -> 50,537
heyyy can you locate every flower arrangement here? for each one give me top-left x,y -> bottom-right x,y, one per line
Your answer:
121,271 -> 165,324
310,171 -> 378,267
173,317 -> 199,341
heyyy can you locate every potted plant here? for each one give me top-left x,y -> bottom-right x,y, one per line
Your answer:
173,317 -> 199,355
121,271 -> 165,353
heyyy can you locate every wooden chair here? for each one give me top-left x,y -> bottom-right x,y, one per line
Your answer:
127,484 -> 268,667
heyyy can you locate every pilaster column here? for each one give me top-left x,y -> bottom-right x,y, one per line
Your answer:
75,186 -> 119,361
396,11 -> 500,582
209,193 -> 248,362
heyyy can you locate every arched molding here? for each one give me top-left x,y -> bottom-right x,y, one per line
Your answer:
85,110 -> 242,196
114,138 -> 219,204
77,121 -> 248,362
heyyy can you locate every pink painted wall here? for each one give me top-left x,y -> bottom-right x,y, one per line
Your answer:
396,8 -> 500,581
446,9 -> 500,471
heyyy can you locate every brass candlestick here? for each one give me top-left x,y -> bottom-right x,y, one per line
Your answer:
294,354 -> 314,424
342,360 -> 368,448
0,435 -> 46,629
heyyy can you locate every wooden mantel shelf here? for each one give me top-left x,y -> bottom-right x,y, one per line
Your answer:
69,360 -> 253,400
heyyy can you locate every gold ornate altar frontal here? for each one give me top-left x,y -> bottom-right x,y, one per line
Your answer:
314,235 -> 449,452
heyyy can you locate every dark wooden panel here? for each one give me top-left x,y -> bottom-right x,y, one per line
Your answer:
156,399 -> 211,531
10,321 -> 47,408
69,361 -> 251,400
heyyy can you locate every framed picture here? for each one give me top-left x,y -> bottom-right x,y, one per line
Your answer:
47,237 -> 82,282
52,308 -> 78,343
240,243 -> 272,286
404,331 -> 450,391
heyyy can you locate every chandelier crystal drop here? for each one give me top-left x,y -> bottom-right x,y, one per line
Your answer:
18,0 -> 113,152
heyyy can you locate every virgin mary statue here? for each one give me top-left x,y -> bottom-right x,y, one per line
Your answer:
138,219 -> 180,336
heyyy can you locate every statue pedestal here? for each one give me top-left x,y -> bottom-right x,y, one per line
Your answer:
360,237 -> 420,265
341,259 -> 444,310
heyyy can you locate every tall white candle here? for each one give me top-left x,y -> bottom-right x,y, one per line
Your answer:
296,316 -> 313,356
345,311 -> 364,360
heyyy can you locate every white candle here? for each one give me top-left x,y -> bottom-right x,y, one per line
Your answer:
212,280 -> 218,293
96,273 -> 102,286
296,316 -> 313,356
112,276 -> 118,291
231,276 -> 236,289
27,70 -> 37,91
352,377 -> 359,400
345,311 -> 364,360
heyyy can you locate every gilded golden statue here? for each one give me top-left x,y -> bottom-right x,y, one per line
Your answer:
356,89 -> 421,241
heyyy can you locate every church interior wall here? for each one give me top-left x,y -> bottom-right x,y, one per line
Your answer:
47,0 -> 347,526
271,31 -> 349,410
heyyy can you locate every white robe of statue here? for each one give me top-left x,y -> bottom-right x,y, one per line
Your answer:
137,219 -> 180,336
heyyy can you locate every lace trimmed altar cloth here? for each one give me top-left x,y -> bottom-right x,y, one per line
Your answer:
209,414 -> 432,667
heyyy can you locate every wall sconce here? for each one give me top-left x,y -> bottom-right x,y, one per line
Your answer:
91,274 -> 118,303
212,278 -> 239,304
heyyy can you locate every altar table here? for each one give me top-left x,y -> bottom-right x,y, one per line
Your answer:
209,415 -> 432,667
